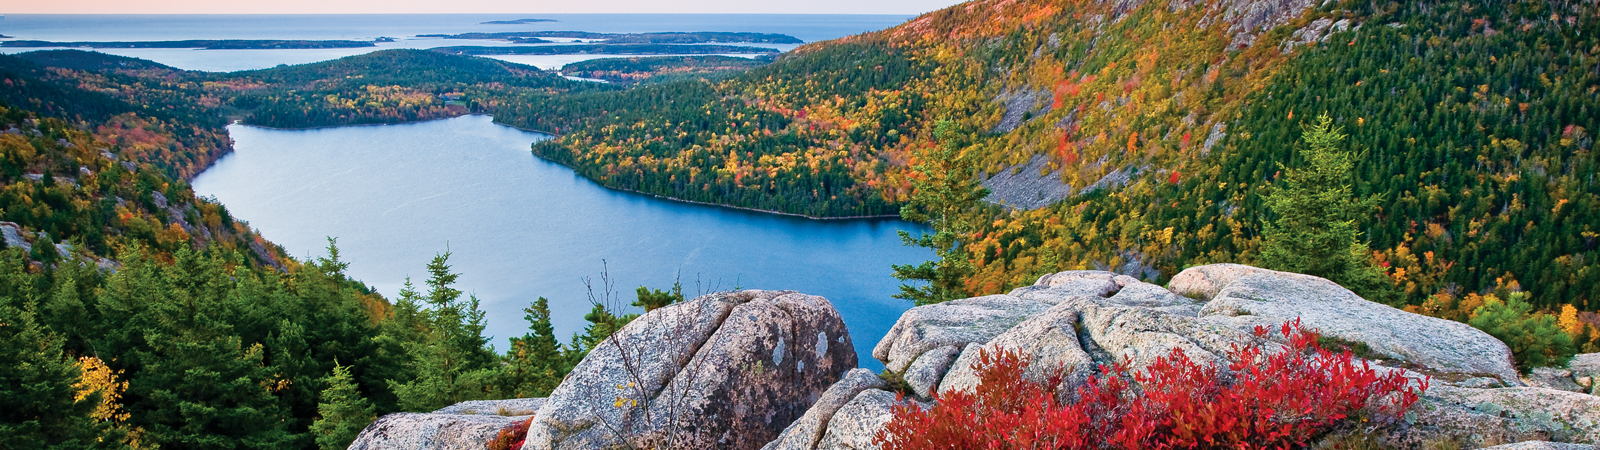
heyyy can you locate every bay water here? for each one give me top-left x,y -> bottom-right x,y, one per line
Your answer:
0,14 -> 911,71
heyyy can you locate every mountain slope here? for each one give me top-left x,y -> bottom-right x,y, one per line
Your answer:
507,0 -> 1599,311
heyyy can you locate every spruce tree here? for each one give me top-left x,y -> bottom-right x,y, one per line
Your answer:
0,295 -> 107,450
389,252 -> 500,412
1259,115 -> 1391,302
892,120 -> 990,305
311,363 -> 375,450
502,297 -> 566,398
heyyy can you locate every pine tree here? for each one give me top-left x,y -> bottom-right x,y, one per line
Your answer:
892,120 -> 990,305
1470,292 -> 1577,372
311,363 -> 375,450
1259,115 -> 1391,302
632,279 -> 683,312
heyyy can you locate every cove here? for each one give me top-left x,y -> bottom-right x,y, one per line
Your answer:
191,115 -> 929,370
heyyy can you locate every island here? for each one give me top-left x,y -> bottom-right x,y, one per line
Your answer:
560,55 -> 771,84
417,31 -> 803,45
430,43 -> 779,56
0,39 -> 378,49
480,18 -> 557,24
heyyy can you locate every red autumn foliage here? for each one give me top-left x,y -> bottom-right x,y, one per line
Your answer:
874,319 -> 1425,450
1169,171 -> 1181,184
486,417 -> 533,450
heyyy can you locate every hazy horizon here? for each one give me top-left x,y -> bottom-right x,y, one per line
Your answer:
1,0 -> 968,15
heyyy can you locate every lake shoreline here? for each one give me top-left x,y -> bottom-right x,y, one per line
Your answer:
238,115 -> 902,222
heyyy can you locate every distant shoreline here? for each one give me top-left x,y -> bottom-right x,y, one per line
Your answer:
0,39 -> 376,50
233,115 -> 899,221
481,18 -> 557,24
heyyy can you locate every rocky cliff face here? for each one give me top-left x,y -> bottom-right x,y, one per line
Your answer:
350,265 -> 1598,450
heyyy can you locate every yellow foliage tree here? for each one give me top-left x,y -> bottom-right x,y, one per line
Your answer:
74,356 -> 129,423
1559,304 -> 1584,337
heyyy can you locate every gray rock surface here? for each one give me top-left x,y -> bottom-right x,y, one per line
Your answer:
1572,353 -> 1600,394
1401,386 -> 1600,445
349,412 -> 526,450
432,398 -> 547,416
1105,281 -> 1204,317
982,154 -> 1074,210
1008,270 -> 1120,302
762,369 -> 887,450
814,389 -> 913,450
1177,264 -> 1522,385
1477,442 -> 1596,450
902,345 -> 959,399
936,300 -> 1098,398
1526,367 -> 1587,393
522,290 -> 855,450
872,295 -> 1050,372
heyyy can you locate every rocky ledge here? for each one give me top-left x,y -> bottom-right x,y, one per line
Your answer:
350,265 -> 1599,450
771,264 -> 1596,449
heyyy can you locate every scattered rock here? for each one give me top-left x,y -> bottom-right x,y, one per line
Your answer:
981,153 -> 1074,210
762,369 -> 887,450
991,88 -> 1051,133
349,412 -> 526,450
523,290 -> 855,450
1179,264 -> 1522,385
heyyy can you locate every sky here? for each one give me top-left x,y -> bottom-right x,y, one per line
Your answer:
4,0 -> 967,15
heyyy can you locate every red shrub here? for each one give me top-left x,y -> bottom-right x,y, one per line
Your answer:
874,319 -> 1425,450
486,416 -> 533,450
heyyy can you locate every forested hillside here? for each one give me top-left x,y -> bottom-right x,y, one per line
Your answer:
0,52 -> 640,450
499,0 -> 1599,319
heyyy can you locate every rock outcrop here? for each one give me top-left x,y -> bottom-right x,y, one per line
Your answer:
766,264 -> 1596,450
522,290 -> 856,450
348,399 -> 545,450
1175,264 -> 1522,385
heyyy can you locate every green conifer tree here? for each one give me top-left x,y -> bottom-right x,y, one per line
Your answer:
892,120 -> 990,305
0,285 -> 108,450
311,363 -> 376,450
632,279 -> 683,312
389,251 -> 501,412
1259,115 -> 1391,302
1469,292 -> 1577,372
502,297 -> 566,398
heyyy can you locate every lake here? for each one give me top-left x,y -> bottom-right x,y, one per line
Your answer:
191,115 -> 929,370
0,14 -> 912,71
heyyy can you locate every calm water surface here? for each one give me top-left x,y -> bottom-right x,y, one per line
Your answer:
0,14 -> 911,71
192,115 -> 927,369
